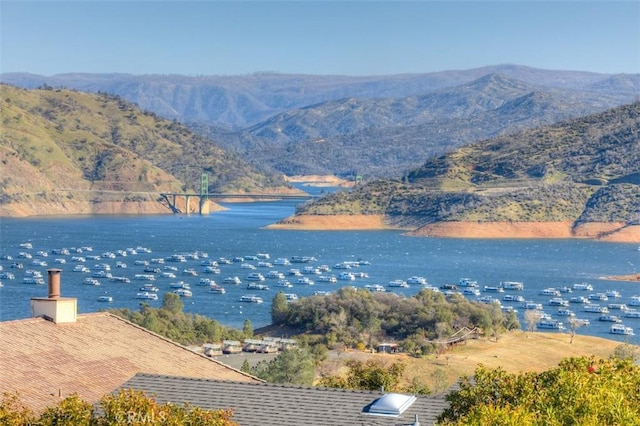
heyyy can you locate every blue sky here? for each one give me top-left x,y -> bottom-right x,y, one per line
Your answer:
1,1 -> 638,76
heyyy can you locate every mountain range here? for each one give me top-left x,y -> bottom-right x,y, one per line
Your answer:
2,65 -> 639,179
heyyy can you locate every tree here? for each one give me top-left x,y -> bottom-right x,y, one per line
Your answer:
0,389 -> 238,425
318,359 -> 406,392
251,348 -> 316,385
523,309 -> 542,333
240,359 -> 251,374
0,392 -> 36,425
242,319 -> 253,338
271,292 -> 289,325
438,356 -> 640,425
162,292 -> 184,314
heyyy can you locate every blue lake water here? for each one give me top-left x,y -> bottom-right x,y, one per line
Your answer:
1,199 -> 639,344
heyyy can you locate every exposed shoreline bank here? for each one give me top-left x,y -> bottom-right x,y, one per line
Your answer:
268,214 -> 640,243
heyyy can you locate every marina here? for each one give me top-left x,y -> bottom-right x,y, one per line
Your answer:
0,198 -> 638,344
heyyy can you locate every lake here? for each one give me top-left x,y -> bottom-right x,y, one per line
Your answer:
1,198 -> 639,344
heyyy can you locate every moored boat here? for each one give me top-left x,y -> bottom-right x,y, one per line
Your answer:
610,324 -> 634,335
97,295 -> 113,302
173,288 -> 193,297
136,292 -> 158,300
536,319 -> 565,330
239,295 -> 264,303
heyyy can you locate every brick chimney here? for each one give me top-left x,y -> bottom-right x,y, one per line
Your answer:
31,269 -> 77,323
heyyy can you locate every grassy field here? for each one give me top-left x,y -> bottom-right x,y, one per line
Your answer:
316,331 -> 627,394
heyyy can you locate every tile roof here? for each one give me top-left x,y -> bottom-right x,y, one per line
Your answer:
0,312 -> 260,412
121,373 -> 450,426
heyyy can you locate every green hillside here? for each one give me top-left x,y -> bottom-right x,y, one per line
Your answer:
296,102 -> 640,234
0,84 -> 289,216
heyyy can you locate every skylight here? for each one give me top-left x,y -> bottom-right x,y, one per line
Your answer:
365,393 -> 417,417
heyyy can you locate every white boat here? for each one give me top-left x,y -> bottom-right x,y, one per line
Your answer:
500,281 -> 524,290
182,268 -> 198,276
569,296 -> 589,304
23,277 -> 45,285
136,292 -> 158,300
296,277 -> 314,285
598,315 -> 622,323
536,319 -> 565,330
458,278 -> 478,287
273,258 -> 290,266
284,293 -> 299,301
365,284 -> 386,292
170,281 -> 190,289
134,274 -> 155,281
388,280 -> 409,288
247,273 -> 265,281
239,295 -> 264,303
73,265 -> 90,273
556,308 -> 575,317
539,288 -> 560,296
139,284 -> 159,292
588,293 -> 608,301
198,278 -> 215,286
246,283 -> 269,291
110,276 -> 130,283
503,294 -> 525,303
276,280 -> 293,288
548,297 -> 569,307
573,283 -> 594,291
241,263 -> 256,270
266,271 -> 285,279
583,305 -> 608,314
302,266 -> 321,275
483,286 -> 504,293
608,303 -> 628,311
83,278 -> 101,286
628,296 -> 640,306
223,276 -> 242,285
209,285 -> 226,294
623,310 -> 640,318
338,272 -> 355,281
173,288 -> 193,297
203,266 -> 221,274
257,262 -> 273,268
463,288 -> 480,296
97,295 -> 113,302
610,324 -> 634,335
317,275 -> 337,283
407,276 -> 428,285
522,301 -> 543,310
605,290 -> 622,298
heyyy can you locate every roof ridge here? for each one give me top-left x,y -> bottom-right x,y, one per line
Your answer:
103,312 -> 264,382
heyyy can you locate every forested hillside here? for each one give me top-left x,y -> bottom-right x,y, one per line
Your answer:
0,84 -> 291,217
292,102 -> 640,241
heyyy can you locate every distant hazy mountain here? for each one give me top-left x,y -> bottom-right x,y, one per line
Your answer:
3,66 -> 638,179
2,65 -> 637,129
214,74 -> 637,177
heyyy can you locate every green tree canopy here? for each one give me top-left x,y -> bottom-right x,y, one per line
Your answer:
439,356 -> 640,425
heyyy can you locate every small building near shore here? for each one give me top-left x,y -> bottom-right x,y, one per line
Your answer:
377,342 -> 400,353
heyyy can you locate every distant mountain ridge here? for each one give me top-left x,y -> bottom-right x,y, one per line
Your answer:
2,65 -> 638,180
2,65 -> 638,129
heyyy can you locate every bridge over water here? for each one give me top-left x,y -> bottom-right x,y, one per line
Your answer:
159,192 -> 316,214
